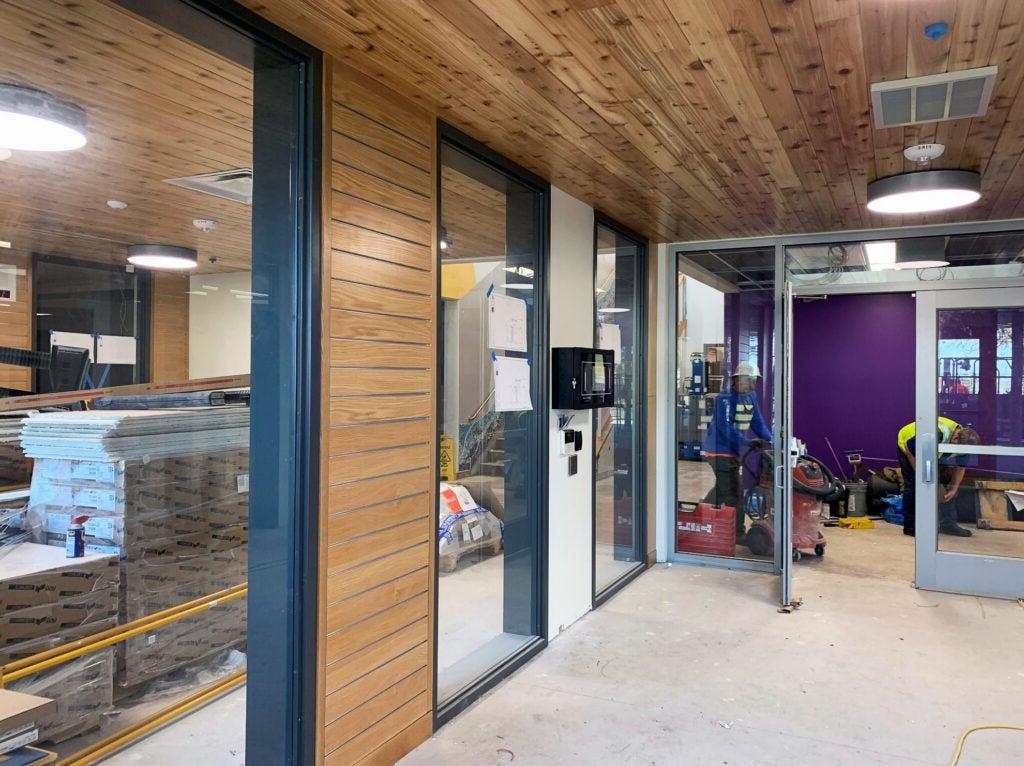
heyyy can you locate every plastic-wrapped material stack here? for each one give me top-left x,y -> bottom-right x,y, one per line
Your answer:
0,543 -> 118,742
437,482 -> 503,573
20,408 -> 249,687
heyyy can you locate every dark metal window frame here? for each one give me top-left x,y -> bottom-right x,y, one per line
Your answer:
116,2 -> 323,764
434,122 -> 550,729
592,213 -> 649,607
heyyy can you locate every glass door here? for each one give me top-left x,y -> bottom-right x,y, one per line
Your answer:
593,220 -> 646,599
915,287 -> 1024,598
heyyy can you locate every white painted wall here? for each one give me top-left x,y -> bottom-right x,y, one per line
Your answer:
680,278 -> 725,365
187,272 -> 252,378
547,187 -> 595,640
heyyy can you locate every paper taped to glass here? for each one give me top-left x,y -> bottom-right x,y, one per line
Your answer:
493,356 -> 532,412
488,291 -> 527,352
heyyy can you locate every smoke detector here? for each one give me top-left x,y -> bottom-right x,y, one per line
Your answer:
192,218 -> 218,233
904,143 -> 945,164
871,66 -> 998,128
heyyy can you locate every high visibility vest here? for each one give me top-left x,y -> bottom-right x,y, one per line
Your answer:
897,416 -> 959,455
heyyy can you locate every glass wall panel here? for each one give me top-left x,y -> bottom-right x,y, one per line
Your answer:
594,222 -> 644,594
437,141 -> 544,704
0,1 -> 312,760
934,306 -> 1024,558
675,248 -> 775,562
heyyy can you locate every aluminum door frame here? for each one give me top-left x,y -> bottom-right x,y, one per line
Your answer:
915,287 -> 1024,599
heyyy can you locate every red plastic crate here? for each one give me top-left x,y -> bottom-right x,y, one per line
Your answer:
676,502 -> 736,557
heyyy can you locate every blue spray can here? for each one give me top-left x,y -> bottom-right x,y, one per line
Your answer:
66,514 -> 89,558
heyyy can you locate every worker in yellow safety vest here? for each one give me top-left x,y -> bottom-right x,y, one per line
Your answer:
896,417 -> 979,538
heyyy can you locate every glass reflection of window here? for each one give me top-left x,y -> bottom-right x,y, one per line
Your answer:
938,338 -> 980,394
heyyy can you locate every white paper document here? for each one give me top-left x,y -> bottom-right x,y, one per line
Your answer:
488,291 -> 528,352
493,355 -> 532,412
96,335 -> 137,365
50,331 -> 95,362
598,322 -> 621,361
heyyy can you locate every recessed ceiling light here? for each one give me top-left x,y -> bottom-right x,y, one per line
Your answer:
106,200 -> 127,210
0,84 -> 87,151
0,240 -> 10,249
866,170 -> 980,214
35,312 -> 52,317
598,307 -> 630,313
127,244 -> 198,271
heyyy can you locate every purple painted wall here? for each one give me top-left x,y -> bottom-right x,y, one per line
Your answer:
793,292 -> 916,477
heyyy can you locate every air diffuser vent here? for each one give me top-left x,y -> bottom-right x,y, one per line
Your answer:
871,66 -> 998,129
164,168 -> 252,205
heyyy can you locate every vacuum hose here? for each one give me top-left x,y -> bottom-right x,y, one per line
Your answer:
794,453 -> 845,501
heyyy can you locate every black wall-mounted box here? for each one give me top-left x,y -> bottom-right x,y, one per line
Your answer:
552,347 -> 615,409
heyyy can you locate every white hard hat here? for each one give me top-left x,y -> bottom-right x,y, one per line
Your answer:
732,361 -> 761,378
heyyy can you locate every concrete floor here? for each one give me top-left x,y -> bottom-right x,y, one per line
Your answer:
402,558 -> 1024,765
101,687 -> 245,765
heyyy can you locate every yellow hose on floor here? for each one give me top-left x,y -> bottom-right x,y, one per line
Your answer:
949,724 -> 1024,765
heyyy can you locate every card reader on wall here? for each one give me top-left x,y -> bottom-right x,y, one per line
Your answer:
552,347 -> 615,409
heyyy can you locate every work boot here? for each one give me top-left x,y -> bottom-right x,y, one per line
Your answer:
939,524 -> 973,537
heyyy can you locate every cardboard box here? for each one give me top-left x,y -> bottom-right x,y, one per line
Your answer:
0,590 -> 118,648
8,648 -> 113,744
0,618 -> 117,667
0,545 -> 118,615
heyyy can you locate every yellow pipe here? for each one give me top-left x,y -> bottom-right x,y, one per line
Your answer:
1,585 -> 247,685
59,670 -> 247,766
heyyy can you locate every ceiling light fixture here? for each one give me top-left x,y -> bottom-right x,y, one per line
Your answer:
106,200 -> 127,210
0,84 -> 87,151
127,244 -> 198,271
598,307 -> 630,314
504,283 -> 533,290
893,237 -> 950,270
0,240 -> 10,249
866,170 -> 980,214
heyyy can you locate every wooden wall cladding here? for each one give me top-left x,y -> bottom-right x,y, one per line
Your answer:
322,61 -> 436,766
149,272 -> 189,384
0,252 -> 32,392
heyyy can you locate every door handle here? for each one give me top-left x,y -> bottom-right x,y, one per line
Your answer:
921,432 -> 936,484
775,464 -> 785,489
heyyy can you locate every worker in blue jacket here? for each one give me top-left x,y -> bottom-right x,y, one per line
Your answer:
702,361 -> 772,542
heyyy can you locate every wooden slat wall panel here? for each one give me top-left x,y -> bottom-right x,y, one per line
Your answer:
149,272 -> 189,383
0,252 -> 32,393
323,60 -> 437,766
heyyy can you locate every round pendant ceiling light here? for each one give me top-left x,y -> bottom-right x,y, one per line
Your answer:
127,244 -> 198,271
0,84 -> 87,152
866,169 -> 980,214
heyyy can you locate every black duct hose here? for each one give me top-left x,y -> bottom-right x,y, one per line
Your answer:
795,453 -> 845,500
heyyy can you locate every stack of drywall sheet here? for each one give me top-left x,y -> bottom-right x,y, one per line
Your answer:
20,409 -> 249,687
20,408 -> 249,461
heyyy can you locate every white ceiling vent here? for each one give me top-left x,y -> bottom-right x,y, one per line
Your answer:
870,66 -> 998,129
164,168 -> 252,205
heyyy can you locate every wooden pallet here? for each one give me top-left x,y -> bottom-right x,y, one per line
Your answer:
976,480 -> 1024,532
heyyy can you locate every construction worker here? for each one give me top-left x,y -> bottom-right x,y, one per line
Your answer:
897,417 -> 979,537
702,361 -> 772,542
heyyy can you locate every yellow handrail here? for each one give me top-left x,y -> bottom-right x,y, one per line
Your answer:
0,584 -> 247,685
59,669 -> 247,765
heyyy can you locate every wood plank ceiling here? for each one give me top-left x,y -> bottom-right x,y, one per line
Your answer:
247,0 -> 1024,242
0,0 -> 253,272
